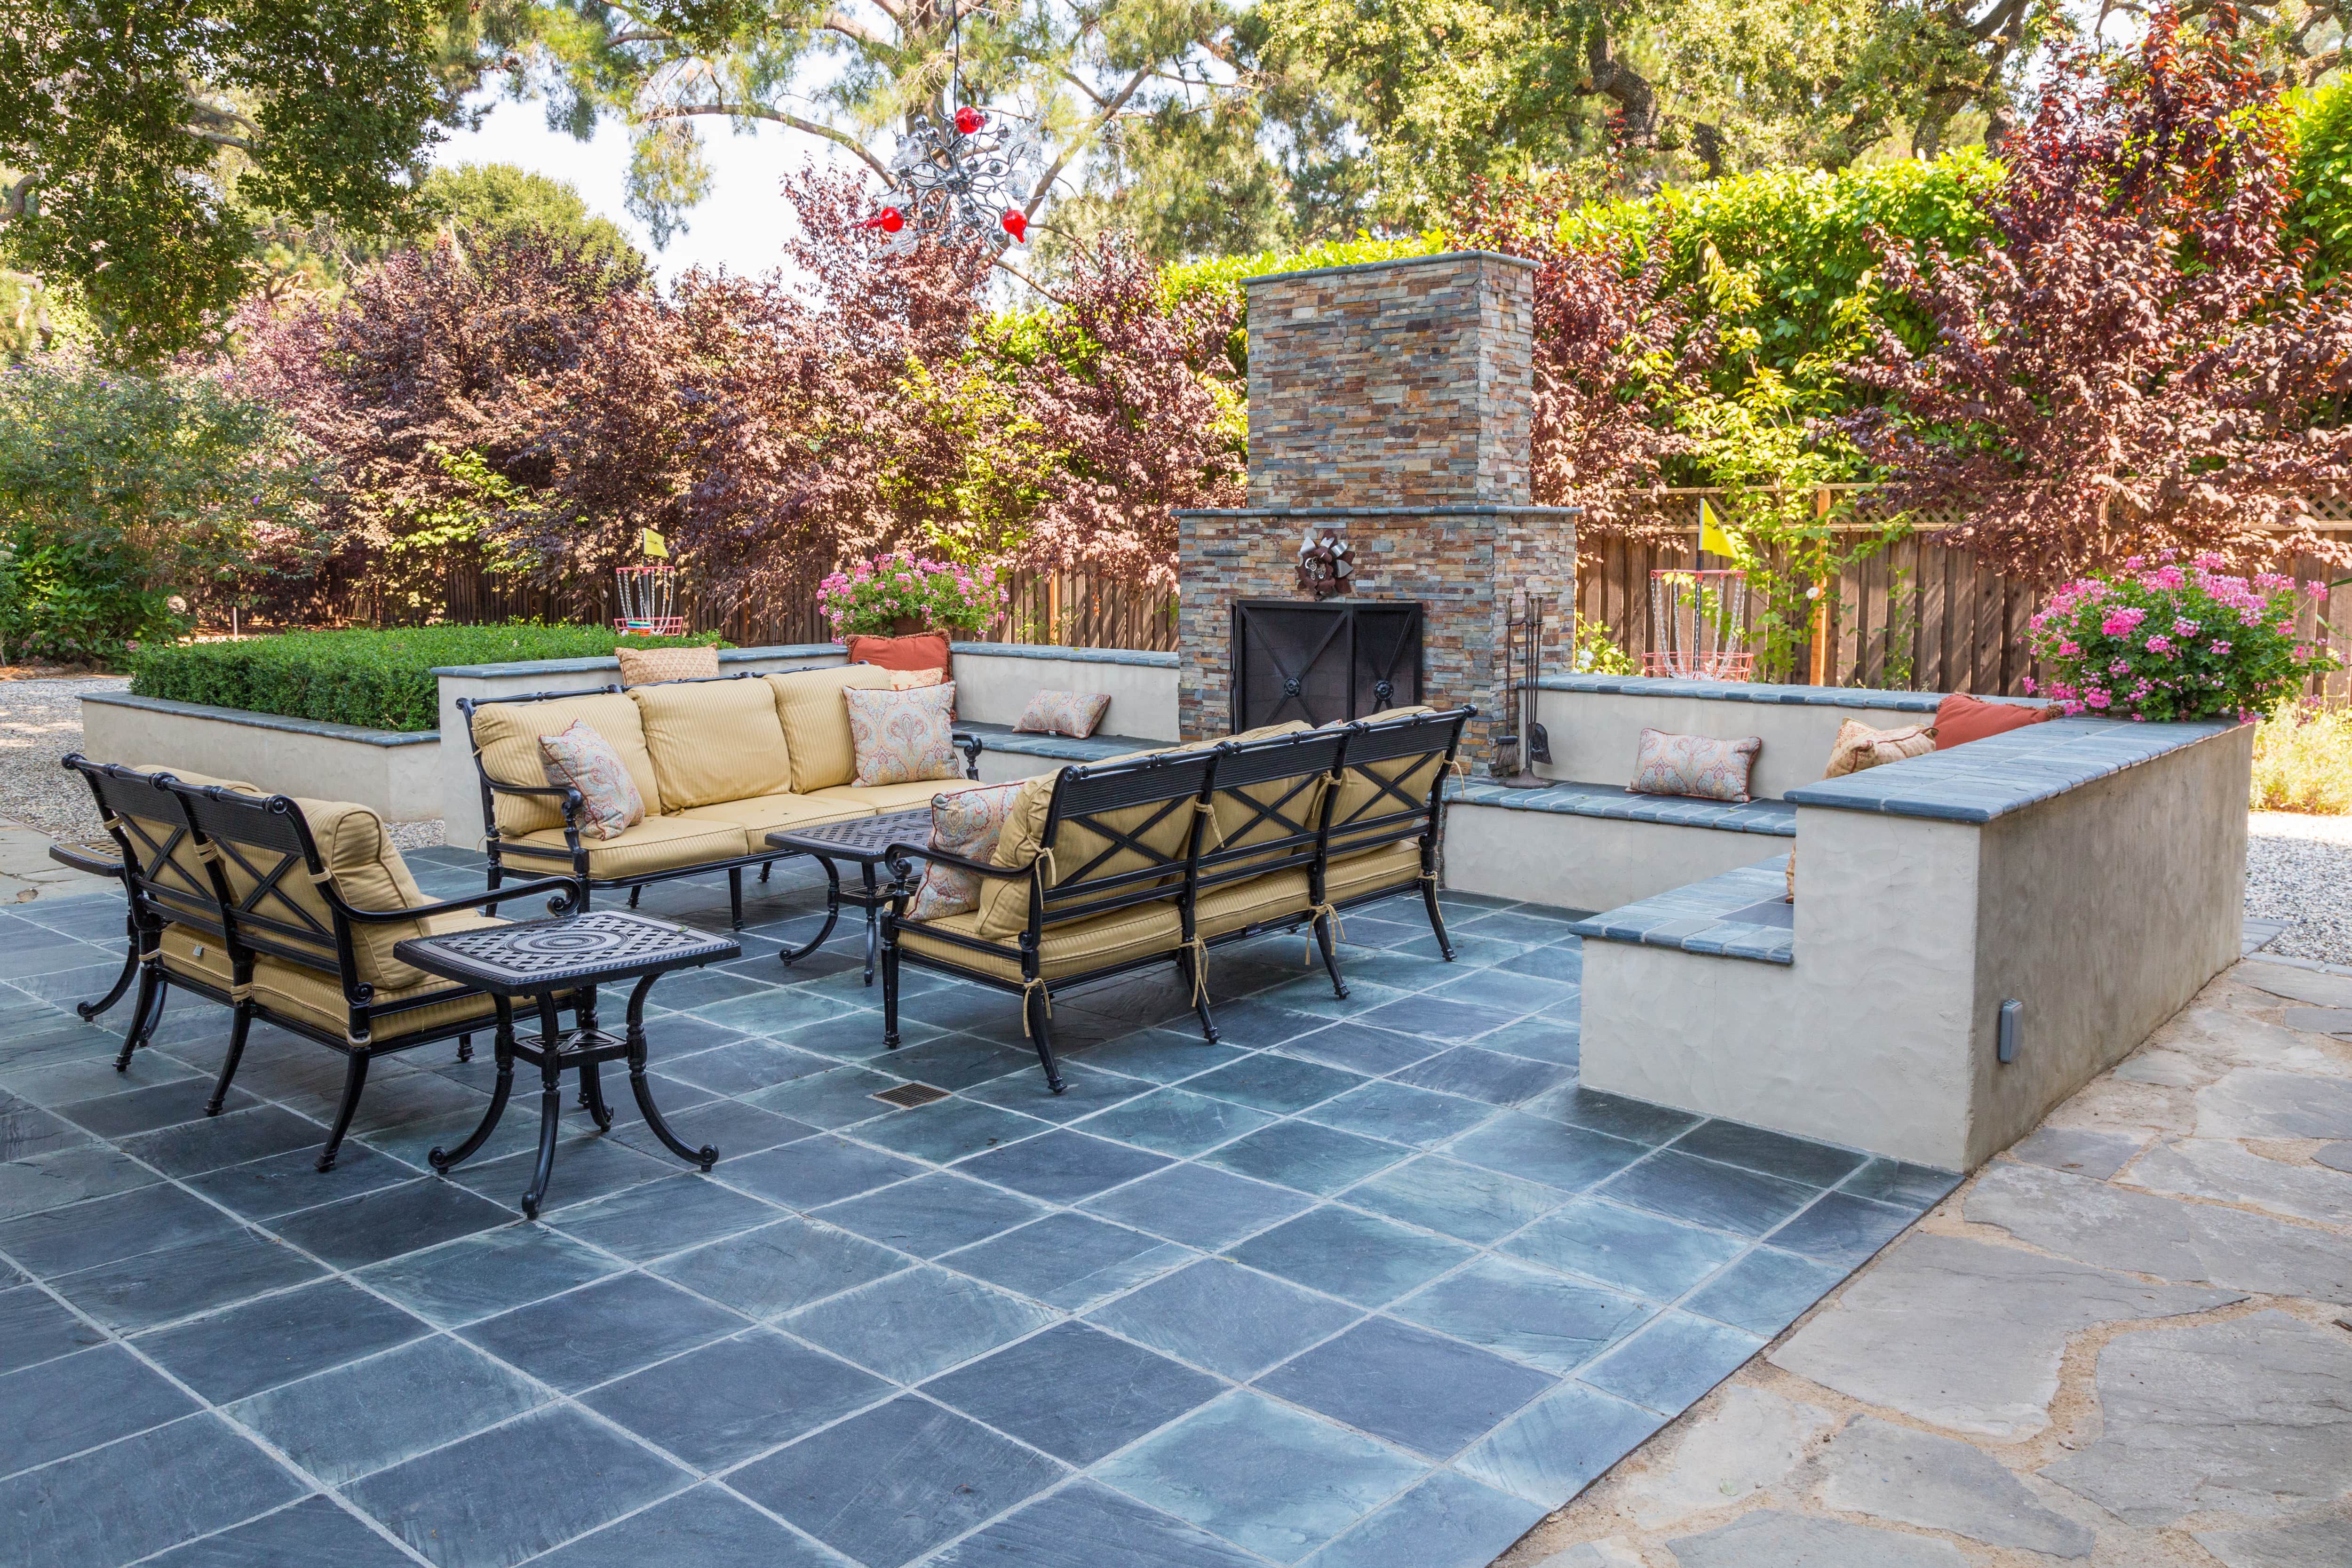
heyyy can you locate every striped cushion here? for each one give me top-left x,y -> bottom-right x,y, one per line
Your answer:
768,665 -> 896,792
629,677 -> 792,810
469,694 -> 665,834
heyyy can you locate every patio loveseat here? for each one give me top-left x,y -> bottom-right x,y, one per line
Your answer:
458,666 -> 983,927
63,757 -> 586,1172
879,706 -> 1473,1092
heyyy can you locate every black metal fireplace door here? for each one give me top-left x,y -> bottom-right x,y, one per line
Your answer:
1231,600 -> 1425,732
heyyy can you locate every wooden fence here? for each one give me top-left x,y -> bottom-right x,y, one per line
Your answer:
328,491 -> 2345,695
1576,489 -> 2352,699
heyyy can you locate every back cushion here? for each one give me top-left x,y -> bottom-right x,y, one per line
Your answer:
1323,712 -> 1448,855
630,678 -> 793,810
207,797 -> 436,988
120,768 -> 258,916
615,643 -> 721,687
768,665 -> 896,793
469,693 -> 664,835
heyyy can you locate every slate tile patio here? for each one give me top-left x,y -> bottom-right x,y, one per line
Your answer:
0,867 -> 1952,1567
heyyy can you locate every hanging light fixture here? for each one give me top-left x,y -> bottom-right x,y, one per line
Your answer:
852,13 -> 1041,253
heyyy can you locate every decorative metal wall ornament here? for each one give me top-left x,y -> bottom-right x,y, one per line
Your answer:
1295,528 -> 1354,598
855,106 -> 1041,255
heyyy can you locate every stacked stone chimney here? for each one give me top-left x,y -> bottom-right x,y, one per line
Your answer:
1174,251 -> 1577,746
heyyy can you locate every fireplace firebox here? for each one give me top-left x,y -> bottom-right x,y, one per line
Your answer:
1231,600 -> 1424,732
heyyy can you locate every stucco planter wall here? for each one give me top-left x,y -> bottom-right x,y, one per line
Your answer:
78,693 -> 443,822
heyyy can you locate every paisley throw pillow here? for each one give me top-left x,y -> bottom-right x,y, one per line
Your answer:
539,720 -> 645,839
1823,719 -> 1936,779
1014,689 -> 1112,740
906,781 -> 1026,921
889,666 -> 947,690
844,683 -> 962,788
1628,728 -> 1763,804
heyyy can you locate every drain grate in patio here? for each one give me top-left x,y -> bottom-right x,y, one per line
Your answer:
0,860 -> 1960,1568
873,1082 -> 953,1109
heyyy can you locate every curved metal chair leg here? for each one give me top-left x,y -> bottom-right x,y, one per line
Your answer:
113,964 -> 163,1072
1026,985 -> 1066,1094
316,1052 -> 371,1172
1422,878 -> 1456,962
79,932 -> 140,1022
1314,911 -> 1350,999
207,1003 -> 253,1115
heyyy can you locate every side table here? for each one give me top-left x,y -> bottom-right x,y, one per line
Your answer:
768,807 -> 938,986
395,910 -> 741,1218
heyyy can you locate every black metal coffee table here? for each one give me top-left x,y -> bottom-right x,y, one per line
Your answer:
769,807 -> 940,986
394,910 -> 741,1218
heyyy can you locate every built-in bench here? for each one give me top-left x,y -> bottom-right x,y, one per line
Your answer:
1569,856 -> 1794,965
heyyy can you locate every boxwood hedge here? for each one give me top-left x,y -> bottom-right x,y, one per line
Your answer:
127,625 -> 731,733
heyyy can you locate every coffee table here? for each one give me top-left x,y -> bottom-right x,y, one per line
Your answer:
768,807 -> 938,986
394,910 -> 741,1218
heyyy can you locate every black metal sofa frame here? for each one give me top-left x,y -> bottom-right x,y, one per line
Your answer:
65,757 -> 585,1171
455,674 -> 984,930
876,706 -> 1473,1092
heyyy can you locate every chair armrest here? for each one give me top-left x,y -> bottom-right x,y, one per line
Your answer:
47,840 -> 122,877
953,731 -> 983,780
482,777 -> 585,821
884,843 -> 1032,879
340,875 -> 588,923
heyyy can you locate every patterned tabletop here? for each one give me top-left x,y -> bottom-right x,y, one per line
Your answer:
767,807 -> 938,862
394,910 -> 740,993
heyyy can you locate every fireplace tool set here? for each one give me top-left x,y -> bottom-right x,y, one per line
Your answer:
1494,592 -> 1553,787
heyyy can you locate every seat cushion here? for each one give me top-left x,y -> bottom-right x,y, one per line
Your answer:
1327,839 -> 1424,902
768,666 -> 896,793
469,693 -> 666,834
1195,868 -> 1312,940
801,779 -> 986,816
509,815 -> 749,879
629,677 -> 794,810
672,793 -> 876,857
159,922 -> 234,987
898,903 -> 1183,984
250,956 -> 500,1045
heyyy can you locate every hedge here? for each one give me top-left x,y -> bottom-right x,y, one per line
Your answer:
127,625 -> 731,733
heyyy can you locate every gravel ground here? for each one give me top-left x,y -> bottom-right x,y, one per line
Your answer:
0,676 -> 127,843
1,680 -> 2340,949
2244,811 -> 2352,965
0,677 -> 447,850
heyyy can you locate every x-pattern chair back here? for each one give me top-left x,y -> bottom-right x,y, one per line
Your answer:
168,784 -> 349,977
1035,751 -> 1218,927
1198,730 -> 1347,891
65,760 -> 221,932
1328,709 -> 1473,854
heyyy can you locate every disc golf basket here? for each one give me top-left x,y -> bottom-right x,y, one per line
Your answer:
614,564 -> 686,637
1644,569 -> 1755,680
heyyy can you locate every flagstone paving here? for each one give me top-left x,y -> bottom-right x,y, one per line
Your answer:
0,853 -> 1958,1567
1502,953 -> 2352,1568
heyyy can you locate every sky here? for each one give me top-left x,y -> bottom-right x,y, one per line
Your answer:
430,97 -> 829,282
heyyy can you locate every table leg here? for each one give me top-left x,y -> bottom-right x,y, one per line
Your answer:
574,985 -> 611,1130
522,994 -> 564,1219
862,863 -> 880,985
779,857 -> 842,967
431,1000 -> 516,1173
623,973 -> 718,1171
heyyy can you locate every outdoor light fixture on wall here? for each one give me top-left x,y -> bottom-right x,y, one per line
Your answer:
1998,998 -> 2024,1064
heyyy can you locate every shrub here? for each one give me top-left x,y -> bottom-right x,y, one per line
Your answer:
129,625 -> 728,733
2250,703 -> 2352,814
817,556 -> 1004,639
2025,555 -> 2339,722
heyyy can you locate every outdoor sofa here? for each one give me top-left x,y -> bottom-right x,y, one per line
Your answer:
457,665 -> 983,928
879,706 -> 1474,1093
63,756 -> 586,1172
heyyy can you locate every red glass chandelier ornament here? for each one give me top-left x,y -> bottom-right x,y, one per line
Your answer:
855,104 -> 1041,256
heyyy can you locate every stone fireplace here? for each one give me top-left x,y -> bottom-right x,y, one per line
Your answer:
1174,251 -> 1577,749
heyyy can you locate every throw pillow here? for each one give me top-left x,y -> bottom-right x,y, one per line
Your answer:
846,632 -> 953,675
1628,728 -> 1763,803
844,682 -> 962,788
539,720 -> 645,839
1014,689 -> 1112,740
614,643 -> 719,687
890,666 -> 947,690
1823,719 -> 1937,778
906,781 -> 1026,921
1933,693 -> 2057,749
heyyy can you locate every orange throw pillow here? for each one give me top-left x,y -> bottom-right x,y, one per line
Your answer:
846,632 -> 953,675
1933,693 -> 2057,749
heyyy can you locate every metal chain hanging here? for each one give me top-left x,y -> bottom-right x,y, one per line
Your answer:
855,9 -> 1041,253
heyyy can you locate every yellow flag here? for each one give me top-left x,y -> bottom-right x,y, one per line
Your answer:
642,527 -> 669,559
1698,498 -> 1735,558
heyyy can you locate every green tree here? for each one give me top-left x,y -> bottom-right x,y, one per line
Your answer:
422,164 -> 647,278
0,0 -> 485,359
0,362 -> 326,661
2289,81 -> 2352,281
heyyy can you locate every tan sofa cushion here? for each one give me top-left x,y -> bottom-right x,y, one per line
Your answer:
159,922 -> 234,987
1326,711 -> 1449,858
768,666 -> 895,793
470,693 -> 665,835
249,957 -> 500,1045
671,793 -> 876,857
801,780 -> 987,816
1195,868 -> 1313,940
973,770 -> 1201,941
508,815 -> 747,880
898,902 -> 1183,984
630,677 -> 794,810
1326,839 -> 1424,897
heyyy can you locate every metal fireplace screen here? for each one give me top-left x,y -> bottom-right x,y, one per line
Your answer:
1232,601 -> 1424,732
